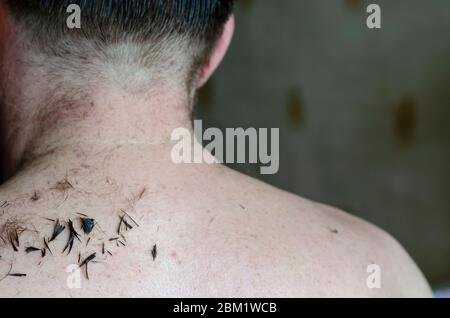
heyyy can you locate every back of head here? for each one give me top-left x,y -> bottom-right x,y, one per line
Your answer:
2,0 -> 234,92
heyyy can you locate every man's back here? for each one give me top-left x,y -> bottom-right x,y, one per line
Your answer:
0,0 -> 432,297
0,144 -> 431,297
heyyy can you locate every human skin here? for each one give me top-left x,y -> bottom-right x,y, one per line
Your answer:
0,10 -> 432,297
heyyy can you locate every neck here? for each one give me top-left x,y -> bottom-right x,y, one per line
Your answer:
4,87 -> 194,177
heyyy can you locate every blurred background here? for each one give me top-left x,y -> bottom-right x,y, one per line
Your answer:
196,0 -> 450,289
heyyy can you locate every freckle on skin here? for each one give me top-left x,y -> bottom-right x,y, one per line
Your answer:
30,191 -> 39,201
328,228 -> 339,235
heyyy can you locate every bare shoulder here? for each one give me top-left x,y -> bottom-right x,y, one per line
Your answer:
219,168 -> 432,297
313,202 -> 432,297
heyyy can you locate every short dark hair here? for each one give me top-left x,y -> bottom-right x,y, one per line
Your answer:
4,0 -> 234,86
5,0 -> 233,45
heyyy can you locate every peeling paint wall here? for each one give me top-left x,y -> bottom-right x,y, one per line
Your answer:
197,0 -> 450,286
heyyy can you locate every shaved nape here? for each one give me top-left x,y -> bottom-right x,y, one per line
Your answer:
3,0 -> 234,88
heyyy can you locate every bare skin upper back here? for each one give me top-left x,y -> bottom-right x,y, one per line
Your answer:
0,162 -> 432,298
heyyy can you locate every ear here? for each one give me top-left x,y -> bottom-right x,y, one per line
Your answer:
197,15 -> 235,89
